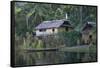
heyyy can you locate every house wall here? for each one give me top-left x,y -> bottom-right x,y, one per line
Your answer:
36,27 -> 73,36
81,30 -> 93,44
58,27 -> 66,32
68,28 -> 73,31
46,28 -> 58,34
58,27 -> 72,32
36,28 -> 58,36
82,34 -> 89,44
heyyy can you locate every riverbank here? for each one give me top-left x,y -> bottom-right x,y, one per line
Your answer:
23,45 -> 96,53
59,45 -> 96,53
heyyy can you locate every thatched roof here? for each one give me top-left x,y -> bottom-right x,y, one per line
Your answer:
35,20 -> 72,29
82,22 -> 96,31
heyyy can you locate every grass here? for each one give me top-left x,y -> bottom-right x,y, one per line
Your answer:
59,45 -> 96,53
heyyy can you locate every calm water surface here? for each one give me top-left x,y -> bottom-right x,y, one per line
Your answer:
15,50 -> 97,66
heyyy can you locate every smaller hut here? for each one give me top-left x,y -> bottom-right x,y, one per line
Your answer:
81,22 -> 96,45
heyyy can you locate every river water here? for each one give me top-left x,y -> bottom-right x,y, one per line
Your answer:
15,50 -> 97,66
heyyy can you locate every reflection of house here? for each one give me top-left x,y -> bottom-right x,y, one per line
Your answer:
81,22 -> 96,45
35,20 -> 73,36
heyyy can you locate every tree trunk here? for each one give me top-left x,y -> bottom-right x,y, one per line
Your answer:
26,16 -> 29,30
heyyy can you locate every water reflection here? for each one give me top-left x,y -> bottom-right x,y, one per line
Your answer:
15,51 -> 97,66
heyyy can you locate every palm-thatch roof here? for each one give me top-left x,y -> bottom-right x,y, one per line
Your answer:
35,19 -> 72,30
82,22 -> 96,31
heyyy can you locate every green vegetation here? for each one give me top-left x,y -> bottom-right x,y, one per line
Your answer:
59,45 -> 96,53
58,31 -> 81,46
14,2 -> 97,51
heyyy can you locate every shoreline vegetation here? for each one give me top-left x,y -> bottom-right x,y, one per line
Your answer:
15,31 -> 96,53
16,44 -> 96,53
